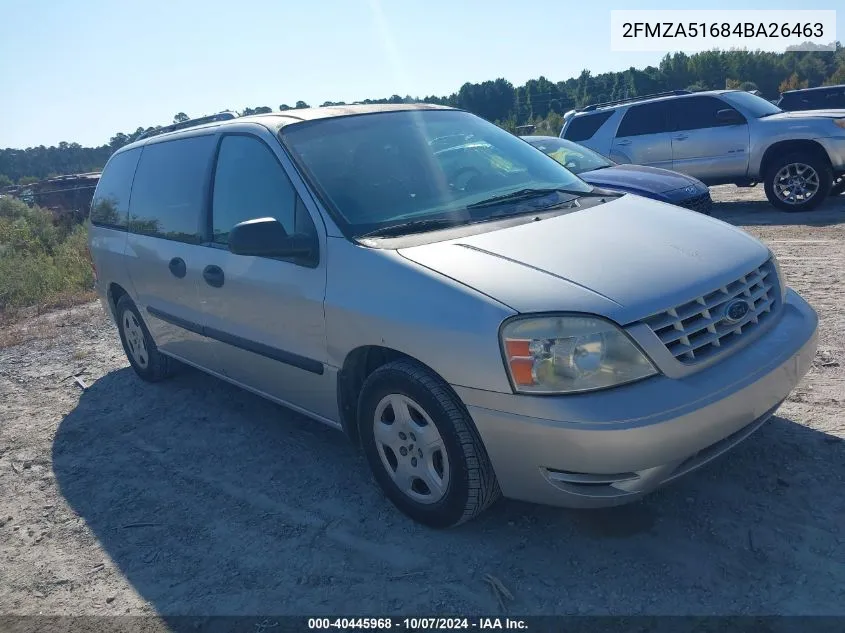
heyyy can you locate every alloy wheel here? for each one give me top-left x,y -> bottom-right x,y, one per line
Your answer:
773,162 -> 820,205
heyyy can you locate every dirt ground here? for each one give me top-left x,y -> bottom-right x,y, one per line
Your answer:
1,185 -> 843,619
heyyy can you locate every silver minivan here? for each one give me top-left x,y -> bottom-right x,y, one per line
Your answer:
89,104 -> 818,528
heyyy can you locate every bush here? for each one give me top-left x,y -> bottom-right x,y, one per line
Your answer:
0,197 -> 94,314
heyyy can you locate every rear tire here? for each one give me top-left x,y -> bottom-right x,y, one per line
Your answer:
358,359 -> 501,528
116,295 -> 177,382
763,152 -> 832,212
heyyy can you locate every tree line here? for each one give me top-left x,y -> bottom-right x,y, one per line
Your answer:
1,44 -> 843,185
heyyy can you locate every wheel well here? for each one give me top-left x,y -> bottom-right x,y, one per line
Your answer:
760,140 -> 831,177
337,346 -> 411,445
107,283 -> 128,320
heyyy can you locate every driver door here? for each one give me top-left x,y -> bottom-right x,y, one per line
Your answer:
193,130 -> 333,420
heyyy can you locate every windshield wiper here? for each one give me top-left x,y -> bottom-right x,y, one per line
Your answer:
466,187 -> 607,209
357,217 -> 474,238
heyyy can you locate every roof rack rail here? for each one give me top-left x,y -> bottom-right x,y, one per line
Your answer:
136,111 -> 239,141
578,90 -> 691,112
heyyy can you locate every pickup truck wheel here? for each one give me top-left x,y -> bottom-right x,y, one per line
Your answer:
358,359 -> 501,528
764,153 -> 832,212
116,295 -> 177,382
831,176 -> 845,196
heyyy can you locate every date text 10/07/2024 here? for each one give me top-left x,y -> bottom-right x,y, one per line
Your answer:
307,618 -> 529,630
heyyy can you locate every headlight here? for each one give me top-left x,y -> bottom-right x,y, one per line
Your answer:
769,250 -> 787,301
500,315 -> 658,395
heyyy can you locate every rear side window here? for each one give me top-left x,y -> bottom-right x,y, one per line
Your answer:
127,135 -> 216,243
671,96 -> 745,131
824,89 -> 845,108
829,90 -> 845,108
780,92 -> 821,110
616,102 -> 671,137
776,94 -> 795,110
779,89 -> 845,110
89,148 -> 141,229
563,111 -> 613,141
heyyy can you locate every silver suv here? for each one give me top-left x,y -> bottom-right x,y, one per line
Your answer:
89,104 -> 818,528
561,89 -> 845,211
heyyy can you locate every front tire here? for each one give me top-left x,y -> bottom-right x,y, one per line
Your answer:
116,295 -> 177,382
358,359 -> 501,528
763,152 -> 832,212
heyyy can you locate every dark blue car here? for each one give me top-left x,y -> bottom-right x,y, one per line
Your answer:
523,136 -> 712,214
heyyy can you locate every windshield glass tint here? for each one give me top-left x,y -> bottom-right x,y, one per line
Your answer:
721,91 -> 782,118
281,110 -> 591,236
525,137 -> 613,174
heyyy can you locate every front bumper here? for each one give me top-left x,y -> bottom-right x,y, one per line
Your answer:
456,289 -> 818,508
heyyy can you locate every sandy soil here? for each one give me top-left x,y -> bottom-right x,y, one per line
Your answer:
1,185 -> 843,619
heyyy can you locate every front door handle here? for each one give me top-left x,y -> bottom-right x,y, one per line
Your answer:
202,265 -> 225,288
616,139 -> 632,146
168,257 -> 186,278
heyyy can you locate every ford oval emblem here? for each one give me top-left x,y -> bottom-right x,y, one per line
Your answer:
723,299 -> 750,324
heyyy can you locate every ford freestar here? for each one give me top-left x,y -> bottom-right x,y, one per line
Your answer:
88,105 -> 818,528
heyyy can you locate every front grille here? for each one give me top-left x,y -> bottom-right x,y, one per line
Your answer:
641,259 -> 780,364
677,191 -> 713,214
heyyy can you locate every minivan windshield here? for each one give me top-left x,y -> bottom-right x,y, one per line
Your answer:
281,109 -> 593,237
721,90 -> 782,118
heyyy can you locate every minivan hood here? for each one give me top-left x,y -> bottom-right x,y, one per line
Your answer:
579,164 -> 702,196
398,195 -> 769,324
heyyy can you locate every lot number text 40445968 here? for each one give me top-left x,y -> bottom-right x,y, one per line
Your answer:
307,617 -> 529,630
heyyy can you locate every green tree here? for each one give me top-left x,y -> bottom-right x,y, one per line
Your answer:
241,106 -> 273,115
0,174 -> 12,188
780,73 -> 808,93
4,41 -> 845,185
825,64 -> 845,85
173,112 -> 190,123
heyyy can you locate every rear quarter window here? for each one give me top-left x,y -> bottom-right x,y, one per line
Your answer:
616,101 -> 671,137
779,90 -> 842,111
562,111 -> 614,141
824,89 -> 845,108
90,148 -> 141,229
127,135 -> 217,243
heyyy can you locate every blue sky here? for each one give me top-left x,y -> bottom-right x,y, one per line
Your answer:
0,0 -> 842,148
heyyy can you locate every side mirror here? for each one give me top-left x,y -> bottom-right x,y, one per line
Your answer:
228,217 -> 315,260
716,109 -> 743,124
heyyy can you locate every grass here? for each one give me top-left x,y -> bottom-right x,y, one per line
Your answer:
0,301 -> 99,349
0,196 -> 96,325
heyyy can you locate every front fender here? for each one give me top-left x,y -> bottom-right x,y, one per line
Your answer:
324,238 -> 517,394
